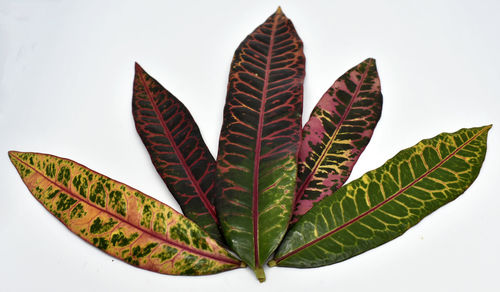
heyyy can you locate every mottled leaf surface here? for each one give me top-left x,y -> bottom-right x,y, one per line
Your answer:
133,64 -> 222,243
272,126 -> 490,267
10,151 -> 241,275
293,58 -> 382,223
215,8 -> 305,279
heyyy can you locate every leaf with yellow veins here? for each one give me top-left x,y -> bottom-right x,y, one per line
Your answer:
272,126 -> 490,267
9,151 -> 243,275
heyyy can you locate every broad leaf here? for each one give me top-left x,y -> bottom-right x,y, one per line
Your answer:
215,7 -> 305,281
292,58 -> 382,223
271,126 -> 490,268
133,64 -> 223,243
9,151 -> 242,275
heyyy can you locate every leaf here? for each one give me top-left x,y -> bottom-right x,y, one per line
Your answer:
292,58 -> 383,223
132,63 -> 223,243
215,7 -> 305,281
9,151 -> 242,275
270,125 -> 490,268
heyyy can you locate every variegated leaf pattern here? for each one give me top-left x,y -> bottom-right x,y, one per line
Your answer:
271,126 -> 490,268
292,58 -> 382,223
215,7 -> 305,281
133,64 -> 222,243
9,151 -> 242,275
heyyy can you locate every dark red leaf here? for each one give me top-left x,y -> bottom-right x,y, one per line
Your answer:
132,64 -> 223,243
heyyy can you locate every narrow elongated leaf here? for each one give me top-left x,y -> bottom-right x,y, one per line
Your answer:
271,126 -> 490,268
133,64 -> 223,243
215,7 -> 305,280
9,151 -> 242,275
292,58 -> 382,223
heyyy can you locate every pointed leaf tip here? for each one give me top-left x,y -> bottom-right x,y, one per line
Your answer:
8,150 -> 20,161
276,6 -> 283,15
365,57 -> 376,64
134,62 -> 143,72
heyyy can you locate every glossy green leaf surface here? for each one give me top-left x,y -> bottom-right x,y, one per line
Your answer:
133,64 -> 222,243
9,151 -> 242,275
215,8 -> 305,280
293,58 -> 383,223
272,126 -> 490,268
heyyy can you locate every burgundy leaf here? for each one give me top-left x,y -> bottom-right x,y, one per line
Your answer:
133,64 -> 223,243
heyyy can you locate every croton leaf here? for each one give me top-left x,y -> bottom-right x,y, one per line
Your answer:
132,63 -> 223,243
215,7 -> 305,281
271,125 -> 490,268
292,58 -> 383,223
9,151 -> 242,275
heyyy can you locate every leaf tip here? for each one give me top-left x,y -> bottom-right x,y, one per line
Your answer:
276,6 -> 283,15
477,124 -> 492,136
362,58 -> 377,70
134,62 -> 143,73
8,150 -> 19,160
365,57 -> 376,63
8,151 -> 22,169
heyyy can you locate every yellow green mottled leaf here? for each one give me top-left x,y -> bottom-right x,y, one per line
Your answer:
271,126 -> 490,267
9,151 -> 242,275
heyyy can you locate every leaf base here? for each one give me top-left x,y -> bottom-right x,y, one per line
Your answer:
253,266 -> 266,283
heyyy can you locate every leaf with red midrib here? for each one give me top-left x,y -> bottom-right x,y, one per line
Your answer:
9,151 -> 242,275
292,58 -> 383,223
133,64 -> 223,243
272,126 -> 490,268
215,7 -> 305,281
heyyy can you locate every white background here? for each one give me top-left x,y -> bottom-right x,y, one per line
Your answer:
1,0 -> 500,291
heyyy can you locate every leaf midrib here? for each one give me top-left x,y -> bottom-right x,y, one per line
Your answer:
136,69 -> 219,224
295,60 -> 373,208
277,127 -> 487,263
252,13 -> 279,268
11,152 -> 239,265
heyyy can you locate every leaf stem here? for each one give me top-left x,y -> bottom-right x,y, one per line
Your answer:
254,266 -> 266,283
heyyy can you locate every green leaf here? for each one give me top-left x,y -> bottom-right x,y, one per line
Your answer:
271,125 -> 491,268
215,7 -> 305,281
9,151 -> 242,275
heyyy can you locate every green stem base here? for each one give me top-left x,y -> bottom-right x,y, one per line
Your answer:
254,266 -> 266,283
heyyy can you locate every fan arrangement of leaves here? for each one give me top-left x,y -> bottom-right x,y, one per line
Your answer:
9,8 -> 490,282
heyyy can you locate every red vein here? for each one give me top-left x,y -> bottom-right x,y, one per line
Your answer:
294,60 -> 373,207
136,69 -> 218,224
11,153 -> 239,265
277,127 -> 487,263
251,15 -> 280,268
